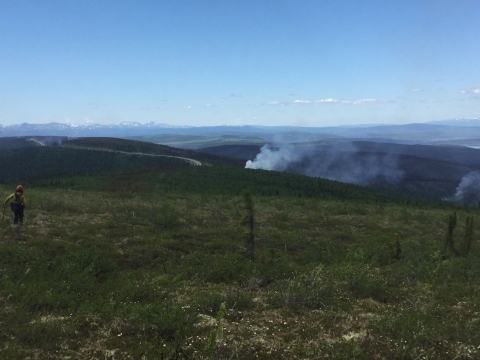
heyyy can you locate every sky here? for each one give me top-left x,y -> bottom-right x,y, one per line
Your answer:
1,0 -> 479,127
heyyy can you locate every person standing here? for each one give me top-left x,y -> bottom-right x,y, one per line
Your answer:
4,185 -> 26,224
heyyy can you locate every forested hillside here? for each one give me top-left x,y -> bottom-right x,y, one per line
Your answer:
0,136 -> 251,183
64,137 -> 243,166
0,137 -> 37,150
19,166 -> 410,205
0,146 -> 188,182
127,134 -> 267,149
203,142 -> 480,201
199,144 -> 263,160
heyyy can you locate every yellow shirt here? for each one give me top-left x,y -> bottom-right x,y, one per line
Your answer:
4,192 -> 26,205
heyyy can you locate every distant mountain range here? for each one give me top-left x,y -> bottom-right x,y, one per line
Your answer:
0,122 -> 187,137
1,119 -> 480,146
425,118 -> 480,127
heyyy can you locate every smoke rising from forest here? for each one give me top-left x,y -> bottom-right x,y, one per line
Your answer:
447,171 -> 480,206
36,136 -> 69,146
245,143 -> 404,186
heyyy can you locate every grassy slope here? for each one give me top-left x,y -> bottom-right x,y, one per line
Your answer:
0,166 -> 479,359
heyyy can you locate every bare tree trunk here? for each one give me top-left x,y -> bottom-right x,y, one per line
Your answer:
443,212 -> 459,258
243,191 -> 255,261
248,214 -> 254,261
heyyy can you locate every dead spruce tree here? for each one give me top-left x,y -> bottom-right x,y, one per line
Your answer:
442,212 -> 475,258
390,232 -> 403,260
443,212 -> 459,258
242,191 -> 255,261
462,216 -> 474,256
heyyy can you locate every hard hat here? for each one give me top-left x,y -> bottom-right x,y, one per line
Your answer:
16,185 -> 23,191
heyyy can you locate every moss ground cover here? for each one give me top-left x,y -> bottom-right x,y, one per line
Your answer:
0,167 -> 479,359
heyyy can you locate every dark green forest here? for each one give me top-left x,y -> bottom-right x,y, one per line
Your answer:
0,146 -> 189,183
23,166 -> 420,207
0,137 -> 37,150
64,137 -> 243,166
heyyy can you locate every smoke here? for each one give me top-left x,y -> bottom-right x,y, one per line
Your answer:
245,143 -> 404,186
447,171 -> 480,206
245,145 -> 304,172
41,136 -> 69,146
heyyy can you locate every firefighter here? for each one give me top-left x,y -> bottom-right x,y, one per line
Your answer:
4,185 -> 26,224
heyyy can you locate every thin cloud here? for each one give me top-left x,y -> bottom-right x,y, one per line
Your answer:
317,98 -> 340,104
461,88 -> 480,94
264,98 -> 378,106
184,105 -> 193,109
293,100 -> 312,104
352,98 -> 377,104
409,88 -> 422,92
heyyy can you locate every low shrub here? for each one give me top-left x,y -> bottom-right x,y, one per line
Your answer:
195,288 -> 255,317
267,265 -> 336,310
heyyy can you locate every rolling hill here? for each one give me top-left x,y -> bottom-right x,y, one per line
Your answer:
2,136 -> 479,203
0,137 -> 245,183
62,137 -> 243,166
127,134 -> 268,149
199,142 -> 480,201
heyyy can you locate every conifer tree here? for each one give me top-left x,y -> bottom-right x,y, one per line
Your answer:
443,212 -> 459,257
243,191 -> 255,261
463,216 -> 474,256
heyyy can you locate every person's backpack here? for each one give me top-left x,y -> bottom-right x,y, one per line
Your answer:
10,192 -> 25,212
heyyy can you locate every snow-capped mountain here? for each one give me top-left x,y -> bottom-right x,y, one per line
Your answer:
0,122 -> 190,137
2,119 -> 480,144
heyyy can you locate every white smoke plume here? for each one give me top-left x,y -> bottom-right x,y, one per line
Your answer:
245,145 -> 303,172
38,136 -> 67,146
448,171 -> 480,206
245,143 -> 404,186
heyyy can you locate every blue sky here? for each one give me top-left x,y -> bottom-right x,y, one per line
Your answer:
1,0 -> 479,127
